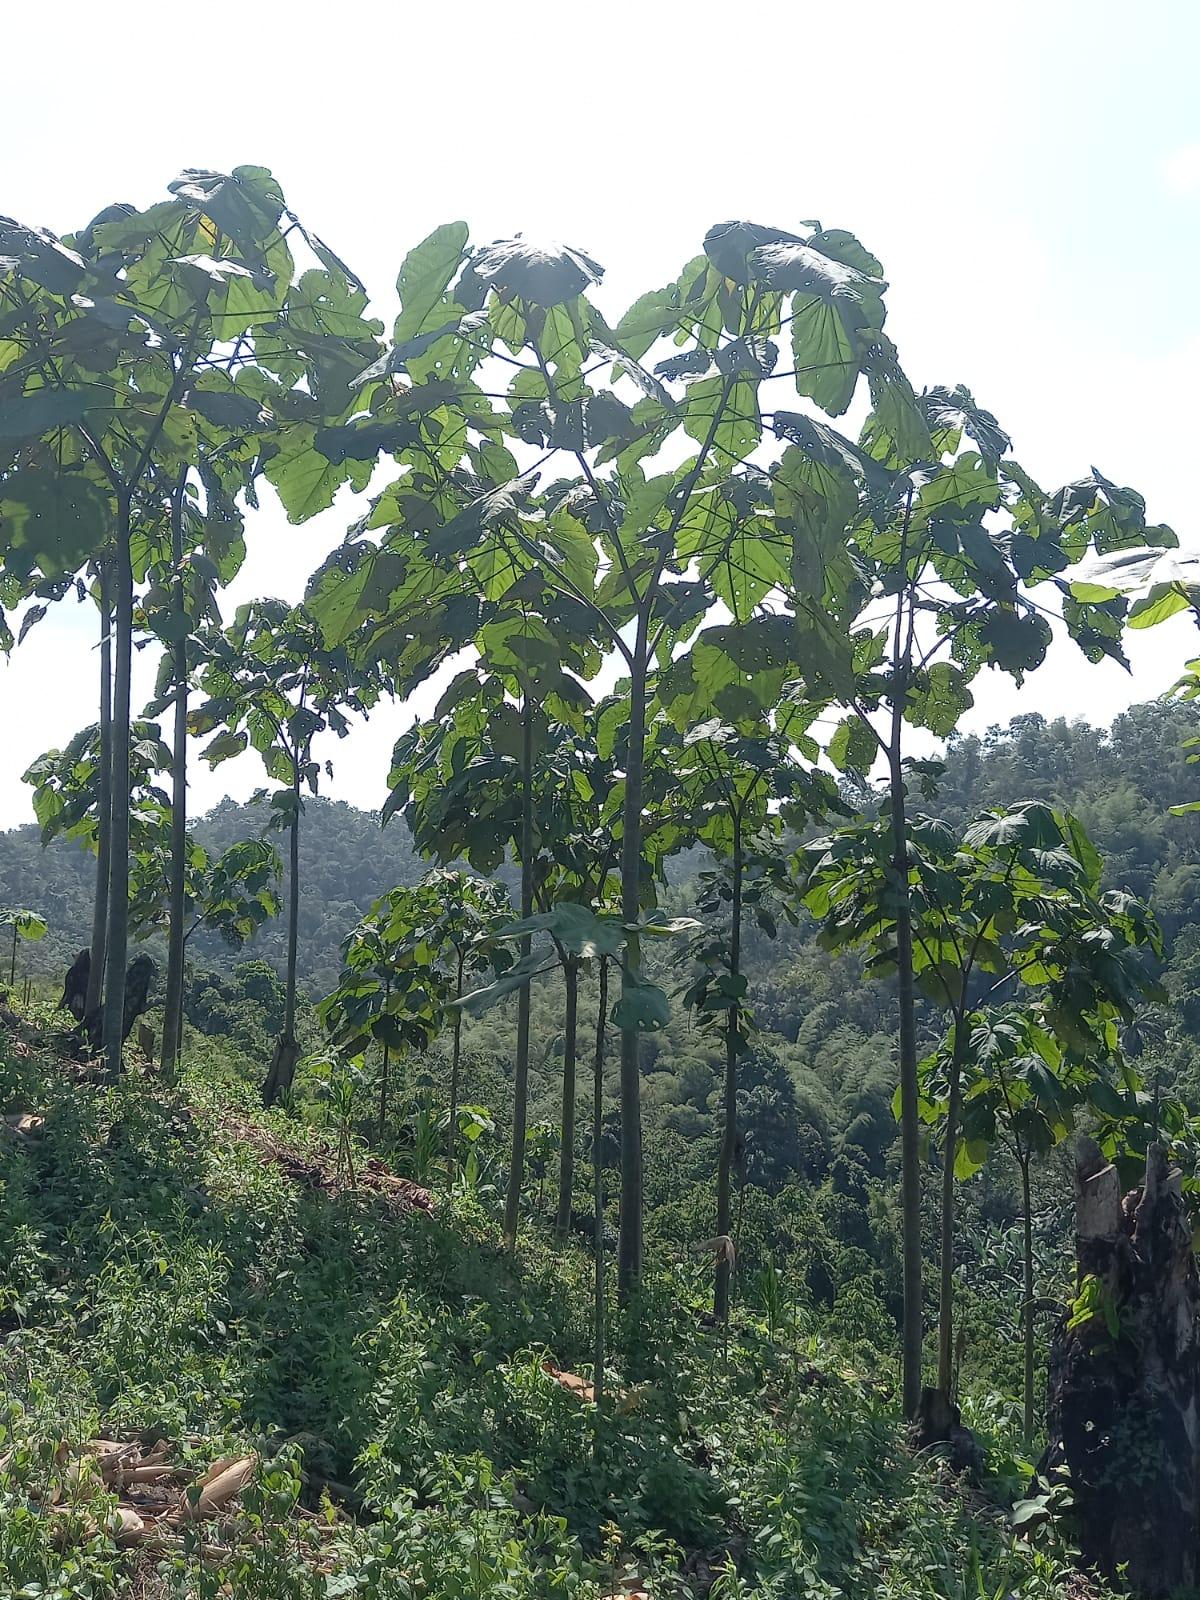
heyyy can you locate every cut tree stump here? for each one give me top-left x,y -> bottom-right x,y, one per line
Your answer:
1044,1141 -> 1200,1599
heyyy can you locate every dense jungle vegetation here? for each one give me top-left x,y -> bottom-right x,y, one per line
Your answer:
3,166 -> 1199,1599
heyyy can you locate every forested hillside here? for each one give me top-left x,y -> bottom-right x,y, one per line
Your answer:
4,160 -> 1199,1600
7,699 -> 1200,1168
5,700 -> 1198,1597
8,700 -> 1200,1398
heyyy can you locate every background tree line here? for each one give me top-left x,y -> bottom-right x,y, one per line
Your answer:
0,169 -> 1182,1431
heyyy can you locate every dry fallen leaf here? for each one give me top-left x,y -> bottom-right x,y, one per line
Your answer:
122,1463 -> 180,1486
108,1505 -> 147,1546
691,1234 -> 736,1267
542,1361 -> 596,1404
3,1111 -> 45,1139
174,1453 -> 257,1521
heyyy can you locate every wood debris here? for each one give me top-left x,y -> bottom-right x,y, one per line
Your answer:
221,1112 -> 433,1214
2,1110 -> 44,1142
174,1453 -> 257,1522
543,1360 -> 596,1404
11,1437 -> 259,1551
541,1360 -> 640,1412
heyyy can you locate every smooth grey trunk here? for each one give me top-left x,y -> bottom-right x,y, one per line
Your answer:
555,955 -> 580,1244
1021,1154 -> 1035,1445
593,956 -> 608,1417
161,475 -> 188,1080
617,643 -> 648,1301
86,566 -> 113,1018
102,494 -> 134,1077
714,815 -> 743,1324
936,1019 -> 968,1396
886,492 -> 923,1421
376,976 -> 392,1139
503,698 -> 535,1250
284,790 -> 300,1040
446,949 -> 465,1186
262,773 -> 302,1108
890,739 -> 923,1421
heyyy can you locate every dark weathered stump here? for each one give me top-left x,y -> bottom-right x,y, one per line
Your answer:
914,1385 -> 982,1472
1045,1142 -> 1200,1599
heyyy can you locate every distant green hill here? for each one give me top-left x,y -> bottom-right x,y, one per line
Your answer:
6,700 -> 1200,1188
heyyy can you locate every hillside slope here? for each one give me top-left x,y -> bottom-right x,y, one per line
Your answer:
0,1015 -> 1097,1599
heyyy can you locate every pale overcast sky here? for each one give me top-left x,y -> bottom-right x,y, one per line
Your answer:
1,0 -> 1198,828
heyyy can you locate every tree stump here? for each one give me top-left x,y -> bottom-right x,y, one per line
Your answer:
1044,1142 -> 1200,1598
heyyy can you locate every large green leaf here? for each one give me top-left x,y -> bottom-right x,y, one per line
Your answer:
0,387 -> 90,441
0,470 -> 112,578
612,970 -> 670,1032
395,223 -> 470,342
461,239 -> 603,308
498,903 -> 624,959
456,951 -> 554,1014
0,220 -> 86,295
169,166 -> 285,251
263,425 -> 350,522
827,716 -> 878,774
702,221 -> 803,286
755,240 -> 886,415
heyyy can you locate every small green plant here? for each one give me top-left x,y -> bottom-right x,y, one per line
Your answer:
1067,1272 -> 1121,1341
0,908 -> 47,989
312,1053 -> 367,1184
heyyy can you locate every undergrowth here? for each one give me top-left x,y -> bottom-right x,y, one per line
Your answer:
0,1017 -> 1097,1598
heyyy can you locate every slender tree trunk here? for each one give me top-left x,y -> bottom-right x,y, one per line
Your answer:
284,786 -> 300,1041
593,956 -> 608,1414
162,475 -> 188,1081
884,533 -> 924,1420
379,1048 -> 390,1139
446,949 -> 464,1186
263,772 -> 302,1108
555,955 -> 580,1244
375,975 -> 392,1140
714,816 -> 743,1324
503,698 -> 535,1250
378,974 -> 393,1139
9,925 -> 17,988
1021,1152 -> 1035,1445
86,567 -> 113,1019
890,736 -> 923,1420
103,494 -> 134,1077
175,961 -> 186,1066
936,1017 -> 968,1396
617,643 -> 648,1301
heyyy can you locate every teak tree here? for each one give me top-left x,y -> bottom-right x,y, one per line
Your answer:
323,868 -> 513,1179
521,721 -> 622,1243
192,600 -> 381,1105
417,869 -> 514,1186
803,799 -> 1162,1411
661,705 -> 836,1320
0,166 -> 381,1075
319,880 -> 451,1136
804,395 -> 1173,1414
0,908 -> 46,988
387,670 -> 581,1247
962,975 -> 1159,1444
305,218 -> 900,1299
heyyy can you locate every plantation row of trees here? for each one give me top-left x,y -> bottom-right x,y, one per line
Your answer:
1,166 -> 1190,1421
